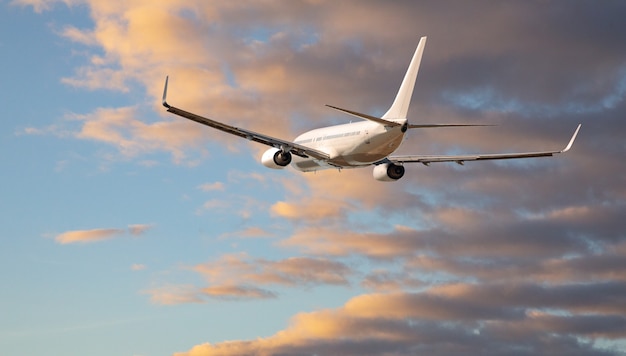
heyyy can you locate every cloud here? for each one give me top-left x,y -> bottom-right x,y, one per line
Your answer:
54,224 -> 151,244
62,67 -> 130,92
176,282 -> 626,355
268,169 -> 425,226
219,226 -> 274,239
197,182 -> 225,192
361,270 -> 422,292
59,25 -> 97,46
55,228 -> 125,244
193,254 -> 353,288
201,285 -> 276,300
19,0 -> 626,171
128,224 -> 152,236
72,106 -> 209,164
409,241 -> 626,285
131,264 -> 147,271
280,225 -> 429,260
11,0 -> 77,13
270,198 -> 351,221
19,1 -> 626,354
143,285 -> 204,306
148,253 -> 355,303
23,106 -> 209,164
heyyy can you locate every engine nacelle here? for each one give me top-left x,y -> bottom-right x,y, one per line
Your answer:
261,148 -> 292,169
373,163 -> 405,181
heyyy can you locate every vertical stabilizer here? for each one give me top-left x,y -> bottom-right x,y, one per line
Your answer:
382,36 -> 427,121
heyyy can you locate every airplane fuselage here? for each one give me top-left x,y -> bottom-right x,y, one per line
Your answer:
291,120 -> 406,171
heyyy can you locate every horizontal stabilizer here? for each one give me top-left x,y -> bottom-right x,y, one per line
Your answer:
408,123 -> 494,129
326,105 -> 401,127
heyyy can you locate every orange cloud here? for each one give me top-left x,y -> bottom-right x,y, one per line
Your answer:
147,254 -> 353,303
175,281 -> 626,355
55,228 -> 125,244
192,254 -> 353,288
70,106 -> 208,164
54,224 -> 152,244
270,198 -> 350,221
141,253 -> 356,302
280,225 -> 425,259
219,226 -> 274,239
128,224 -> 152,236
254,257 -> 352,286
263,169 -> 420,248
267,168 -> 426,228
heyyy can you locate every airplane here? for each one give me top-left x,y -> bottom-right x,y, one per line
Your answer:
162,36 -> 581,181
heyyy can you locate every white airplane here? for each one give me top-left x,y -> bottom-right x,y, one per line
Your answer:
162,36 -> 581,181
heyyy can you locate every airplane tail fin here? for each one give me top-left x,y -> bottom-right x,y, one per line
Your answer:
382,36 -> 427,121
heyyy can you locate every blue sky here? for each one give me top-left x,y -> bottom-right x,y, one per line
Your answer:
2,1 -> 626,355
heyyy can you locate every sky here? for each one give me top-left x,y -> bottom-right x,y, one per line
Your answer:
1,0 -> 626,355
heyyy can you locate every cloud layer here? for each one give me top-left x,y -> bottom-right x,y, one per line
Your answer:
176,281 -> 626,355
16,0 -> 626,355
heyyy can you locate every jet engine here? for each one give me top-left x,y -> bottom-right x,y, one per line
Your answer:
373,162 -> 405,181
261,148 -> 292,169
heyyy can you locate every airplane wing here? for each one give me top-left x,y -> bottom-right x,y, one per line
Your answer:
161,77 -> 330,161
388,124 -> 581,165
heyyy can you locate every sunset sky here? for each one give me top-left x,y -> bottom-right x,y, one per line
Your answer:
2,1 -> 626,355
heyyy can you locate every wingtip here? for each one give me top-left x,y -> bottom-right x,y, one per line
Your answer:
561,123 -> 582,153
162,75 -> 171,108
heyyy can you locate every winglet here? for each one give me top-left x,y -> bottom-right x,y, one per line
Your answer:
162,76 -> 171,108
561,124 -> 581,153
